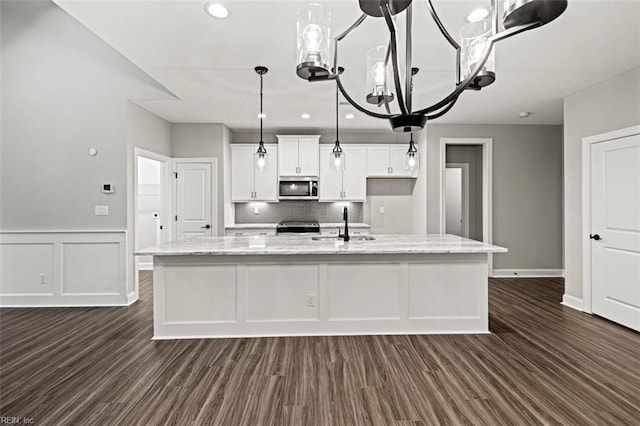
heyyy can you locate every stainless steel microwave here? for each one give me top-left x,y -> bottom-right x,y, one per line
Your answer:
278,177 -> 318,200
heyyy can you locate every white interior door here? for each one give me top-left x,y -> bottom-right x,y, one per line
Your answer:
591,134 -> 640,332
445,168 -> 463,236
176,161 -> 213,239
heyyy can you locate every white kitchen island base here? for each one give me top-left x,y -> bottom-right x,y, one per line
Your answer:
151,251 -> 491,339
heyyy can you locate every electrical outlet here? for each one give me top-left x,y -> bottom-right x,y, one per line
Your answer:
306,294 -> 316,307
95,205 -> 109,216
379,206 -> 385,214
40,273 -> 47,284
254,207 -> 259,215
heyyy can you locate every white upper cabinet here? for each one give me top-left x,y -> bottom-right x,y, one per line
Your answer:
277,135 -> 320,176
319,145 -> 366,202
366,145 -> 417,178
231,144 -> 278,202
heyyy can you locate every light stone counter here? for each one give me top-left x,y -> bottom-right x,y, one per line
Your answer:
223,222 -> 371,230
141,234 -> 506,339
137,234 -> 506,256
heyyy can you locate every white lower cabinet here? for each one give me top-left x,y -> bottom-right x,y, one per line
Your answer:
319,145 -> 366,201
231,144 -> 278,201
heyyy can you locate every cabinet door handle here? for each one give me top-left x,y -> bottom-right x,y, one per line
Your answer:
390,166 -> 393,174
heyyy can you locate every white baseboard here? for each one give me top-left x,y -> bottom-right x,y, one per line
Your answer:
138,262 -> 153,271
492,269 -> 564,278
561,294 -> 584,311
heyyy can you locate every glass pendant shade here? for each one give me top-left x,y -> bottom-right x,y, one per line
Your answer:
330,143 -> 346,171
296,3 -> 331,80
459,19 -> 495,89
366,46 -> 394,105
254,144 -> 269,172
405,138 -> 419,171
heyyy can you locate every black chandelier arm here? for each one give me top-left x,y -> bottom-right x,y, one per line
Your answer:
426,93 -> 461,121
332,13 -> 368,77
424,0 -> 460,51
405,3 -> 413,112
381,4 -> 409,116
336,75 -> 392,119
415,21 -> 539,116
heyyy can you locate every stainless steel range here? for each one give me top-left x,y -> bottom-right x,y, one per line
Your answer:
276,220 -> 320,235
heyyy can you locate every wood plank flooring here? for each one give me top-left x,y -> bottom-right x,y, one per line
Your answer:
1,273 -> 639,425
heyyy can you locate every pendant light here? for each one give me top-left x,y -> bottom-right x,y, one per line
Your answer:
254,66 -> 269,172
405,132 -> 419,172
330,67 -> 345,171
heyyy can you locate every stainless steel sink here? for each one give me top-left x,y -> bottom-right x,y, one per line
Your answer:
311,235 -> 376,241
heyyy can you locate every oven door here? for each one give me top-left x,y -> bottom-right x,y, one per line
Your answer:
278,178 -> 318,200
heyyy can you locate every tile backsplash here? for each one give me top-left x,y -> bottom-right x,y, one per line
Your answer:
235,201 -> 363,224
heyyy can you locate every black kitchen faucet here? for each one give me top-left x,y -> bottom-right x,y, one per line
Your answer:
339,207 -> 350,242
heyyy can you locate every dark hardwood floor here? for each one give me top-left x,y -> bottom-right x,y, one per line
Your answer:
1,273 -> 639,425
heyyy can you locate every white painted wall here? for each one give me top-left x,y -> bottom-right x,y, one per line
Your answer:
0,0 -> 173,231
0,0 -> 173,305
426,124 -> 563,270
563,67 -> 640,300
171,123 -> 231,236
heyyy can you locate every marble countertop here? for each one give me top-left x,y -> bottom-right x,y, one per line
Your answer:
136,234 -> 507,256
225,223 -> 370,229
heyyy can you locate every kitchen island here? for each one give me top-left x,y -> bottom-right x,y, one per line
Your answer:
137,235 -> 506,339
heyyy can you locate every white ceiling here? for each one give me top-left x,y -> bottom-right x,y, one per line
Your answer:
54,0 -> 640,131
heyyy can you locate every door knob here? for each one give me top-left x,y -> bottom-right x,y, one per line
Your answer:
590,234 -> 601,241
201,224 -> 211,229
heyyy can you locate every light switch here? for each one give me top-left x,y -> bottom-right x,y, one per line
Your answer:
379,206 -> 385,214
95,205 -> 109,216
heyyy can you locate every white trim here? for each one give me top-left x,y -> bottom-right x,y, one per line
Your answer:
0,231 -> 129,307
492,269 -> 564,278
138,262 -> 153,270
440,138 -> 493,276
581,124 -> 640,314
561,294 -> 584,312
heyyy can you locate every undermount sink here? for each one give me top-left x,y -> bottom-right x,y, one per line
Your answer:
311,235 -> 376,241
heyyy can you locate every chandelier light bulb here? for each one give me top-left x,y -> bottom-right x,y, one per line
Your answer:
467,8 -> 489,22
303,24 -> 323,55
372,61 -> 386,90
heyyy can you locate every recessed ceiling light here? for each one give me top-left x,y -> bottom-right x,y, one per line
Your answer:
257,113 -> 266,119
301,113 -> 311,119
204,2 -> 229,19
345,113 -> 355,120
466,8 -> 489,22
518,111 -> 531,118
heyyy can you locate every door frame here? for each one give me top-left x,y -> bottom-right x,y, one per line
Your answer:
172,157 -> 217,240
134,148 -> 172,299
445,163 -> 470,238
581,124 -> 640,314
440,138 -> 493,275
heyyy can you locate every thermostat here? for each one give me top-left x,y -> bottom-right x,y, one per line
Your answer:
102,184 -> 115,194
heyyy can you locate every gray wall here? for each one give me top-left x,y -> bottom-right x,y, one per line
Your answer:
426,124 -> 564,270
446,145 -> 483,241
563,67 -> 640,299
0,0 -> 173,231
171,123 -> 231,236
128,102 -> 172,157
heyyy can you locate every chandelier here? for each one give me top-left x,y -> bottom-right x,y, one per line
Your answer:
296,0 -> 567,133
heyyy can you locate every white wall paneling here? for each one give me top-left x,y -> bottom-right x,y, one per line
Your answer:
152,253 -> 490,339
0,231 -> 129,307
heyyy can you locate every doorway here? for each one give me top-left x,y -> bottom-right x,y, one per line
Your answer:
174,159 -> 217,239
440,138 -> 493,274
134,148 -> 171,298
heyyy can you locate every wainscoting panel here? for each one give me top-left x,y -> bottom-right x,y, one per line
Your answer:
0,231 -> 129,307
